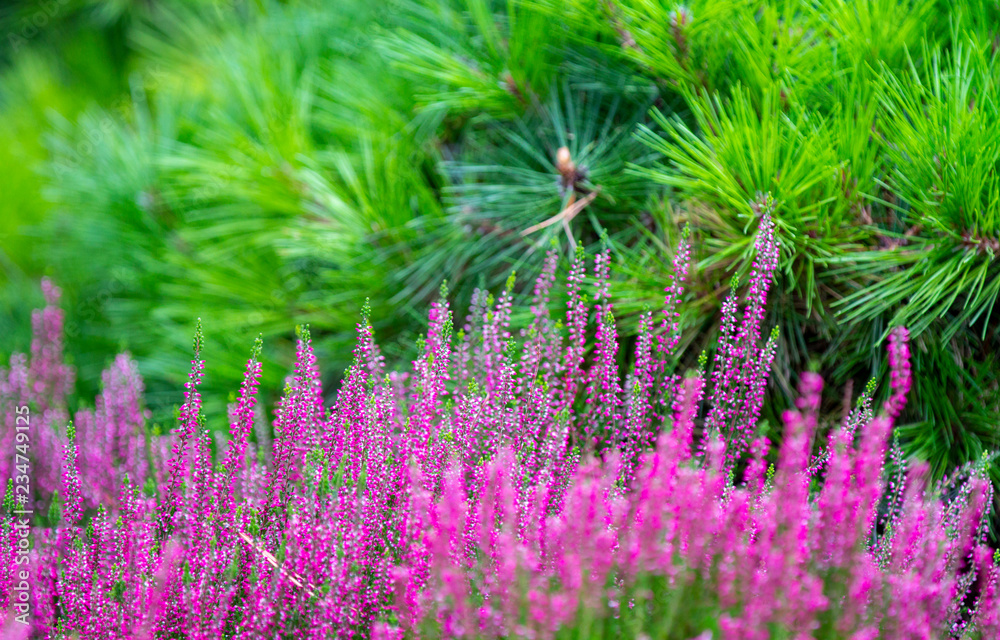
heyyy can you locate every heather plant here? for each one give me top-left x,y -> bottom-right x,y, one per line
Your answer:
3,205 -> 999,638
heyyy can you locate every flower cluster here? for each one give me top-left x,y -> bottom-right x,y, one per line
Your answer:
2,207 -> 998,639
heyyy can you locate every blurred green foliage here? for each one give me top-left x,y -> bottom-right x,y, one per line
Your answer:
1,0 -> 1000,490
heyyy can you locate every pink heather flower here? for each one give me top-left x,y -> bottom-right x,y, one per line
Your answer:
60,421 -> 84,526
4,225 -> 995,640
884,326 -> 912,420
705,202 -> 780,470
656,224 -> 691,367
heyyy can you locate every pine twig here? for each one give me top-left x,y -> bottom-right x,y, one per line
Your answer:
521,187 -> 601,237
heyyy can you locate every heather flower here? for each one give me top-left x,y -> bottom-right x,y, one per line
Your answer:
705,199 -> 780,470
3,213 -> 997,638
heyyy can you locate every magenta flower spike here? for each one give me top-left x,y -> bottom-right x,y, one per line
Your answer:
60,421 -> 84,527
159,320 -> 206,535
217,336 -> 264,536
705,201 -> 780,471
